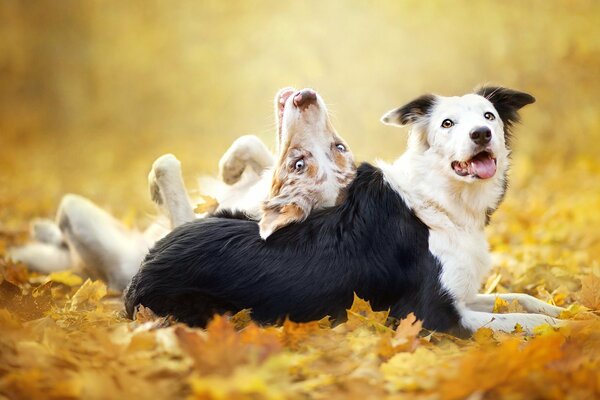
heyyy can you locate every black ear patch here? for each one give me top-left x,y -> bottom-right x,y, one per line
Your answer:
476,86 -> 535,129
381,94 -> 436,126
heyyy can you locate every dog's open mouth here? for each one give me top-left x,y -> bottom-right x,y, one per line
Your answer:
451,151 -> 497,179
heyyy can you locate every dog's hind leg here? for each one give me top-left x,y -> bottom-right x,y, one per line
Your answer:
467,293 -> 564,317
30,218 -> 66,246
148,154 -> 195,229
9,242 -> 72,273
218,135 -> 274,185
57,194 -> 147,291
459,306 -> 564,335
9,219 -> 72,272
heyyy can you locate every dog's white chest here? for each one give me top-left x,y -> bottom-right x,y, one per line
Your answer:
428,227 -> 491,303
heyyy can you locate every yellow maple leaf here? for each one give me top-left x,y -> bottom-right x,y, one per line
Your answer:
194,194 -> 219,214
492,297 -> 525,313
472,327 -> 495,344
558,303 -> 595,320
345,294 -> 390,332
533,323 -> 557,336
46,270 -> 83,287
68,279 -> 107,311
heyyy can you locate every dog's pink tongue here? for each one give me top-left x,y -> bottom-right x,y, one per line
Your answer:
470,157 -> 496,179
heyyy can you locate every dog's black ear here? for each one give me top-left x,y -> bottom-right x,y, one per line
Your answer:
476,86 -> 535,128
381,94 -> 436,126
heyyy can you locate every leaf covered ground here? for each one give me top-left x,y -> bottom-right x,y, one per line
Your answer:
1,156 -> 600,400
1,2 -> 600,399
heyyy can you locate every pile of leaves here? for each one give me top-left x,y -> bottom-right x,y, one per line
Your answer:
1,156 -> 600,400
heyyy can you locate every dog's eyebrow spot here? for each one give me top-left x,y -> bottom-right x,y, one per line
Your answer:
306,163 -> 318,178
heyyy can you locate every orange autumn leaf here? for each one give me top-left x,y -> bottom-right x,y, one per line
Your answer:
577,274 -> 600,310
391,313 -> 423,352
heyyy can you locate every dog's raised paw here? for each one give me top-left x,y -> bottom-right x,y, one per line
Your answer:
148,154 -> 183,205
31,218 -> 65,246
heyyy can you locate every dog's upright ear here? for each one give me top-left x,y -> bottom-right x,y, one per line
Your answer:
380,94 -> 436,126
258,202 -> 308,240
476,86 -> 535,128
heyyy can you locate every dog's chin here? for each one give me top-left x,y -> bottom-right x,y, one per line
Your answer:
451,150 -> 497,180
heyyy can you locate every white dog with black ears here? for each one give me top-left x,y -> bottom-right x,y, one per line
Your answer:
379,86 -> 564,332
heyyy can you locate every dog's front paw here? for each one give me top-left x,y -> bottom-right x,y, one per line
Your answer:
220,159 -> 247,185
219,135 -> 268,185
31,218 -> 64,246
148,154 -> 182,205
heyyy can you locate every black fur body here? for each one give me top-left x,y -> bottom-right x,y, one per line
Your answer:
124,163 -> 461,331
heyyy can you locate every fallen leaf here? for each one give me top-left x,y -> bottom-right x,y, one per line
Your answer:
194,194 -> 219,214
47,270 -> 83,287
576,274 -> 600,310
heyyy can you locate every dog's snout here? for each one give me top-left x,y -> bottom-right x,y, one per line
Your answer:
470,127 -> 492,145
293,89 -> 317,109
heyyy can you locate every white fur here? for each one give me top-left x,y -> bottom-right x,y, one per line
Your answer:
379,92 -> 563,333
199,167 -> 272,220
10,85 -> 351,288
9,242 -> 72,273
148,154 -> 196,229
10,137 -> 275,290
218,135 -> 274,185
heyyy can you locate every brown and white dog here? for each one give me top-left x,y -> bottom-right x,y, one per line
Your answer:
11,88 -> 356,290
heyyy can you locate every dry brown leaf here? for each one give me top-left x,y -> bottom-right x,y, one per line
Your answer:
230,308 -> 253,330
576,274 -> 600,310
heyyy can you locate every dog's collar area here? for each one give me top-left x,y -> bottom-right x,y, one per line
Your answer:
451,151 -> 497,179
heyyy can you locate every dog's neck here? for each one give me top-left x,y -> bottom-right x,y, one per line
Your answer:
378,148 -> 508,232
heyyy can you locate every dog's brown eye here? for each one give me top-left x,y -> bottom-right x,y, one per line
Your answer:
441,119 -> 454,128
484,112 -> 495,121
336,144 -> 346,152
294,159 -> 305,171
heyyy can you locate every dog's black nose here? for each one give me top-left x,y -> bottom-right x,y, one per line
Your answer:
470,127 -> 492,145
293,89 -> 317,109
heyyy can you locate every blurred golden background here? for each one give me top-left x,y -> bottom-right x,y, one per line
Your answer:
1,0 -> 599,229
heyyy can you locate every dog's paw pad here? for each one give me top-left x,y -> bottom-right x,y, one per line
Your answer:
149,178 -> 163,205
220,161 -> 247,185
152,154 -> 181,179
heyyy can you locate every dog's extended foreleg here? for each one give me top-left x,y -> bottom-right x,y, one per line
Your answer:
467,293 -> 564,317
459,306 -> 564,335
148,154 -> 195,229
218,135 -> 274,185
